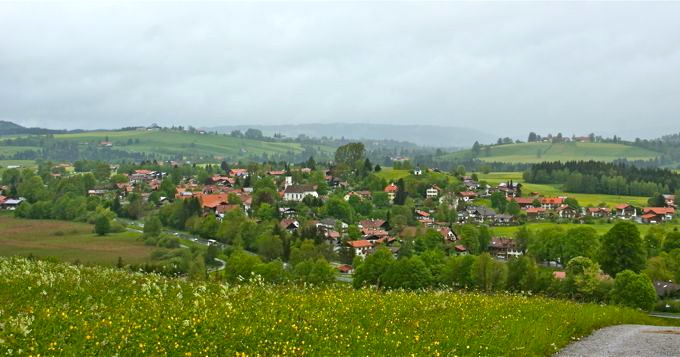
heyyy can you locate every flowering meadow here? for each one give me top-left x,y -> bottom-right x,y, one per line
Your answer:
0,257 -> 674,356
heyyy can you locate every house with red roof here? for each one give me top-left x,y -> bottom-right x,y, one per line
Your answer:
279,219 -> 299,232
337,264 -> 354,274
347,240 -> 373,258
439,227 -> 457,241
586,207 -> 612,218
457,191 -> 477,202
509,197 -> 536,209
615,204 -> 637,219
211,176 -> 236,186
384,183 -> 398,202
641,207 -> 675,223
526,207 -> 547,220
541,197 -> 565,210
229,168 -> 249,177
268,170 -> 286,176
359,219 -> 389,231
454,245 -> 468,255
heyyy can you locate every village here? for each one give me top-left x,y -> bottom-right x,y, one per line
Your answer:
3,157 -> 676,271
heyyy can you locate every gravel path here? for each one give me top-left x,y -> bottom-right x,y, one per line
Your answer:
556,324 -> 680,357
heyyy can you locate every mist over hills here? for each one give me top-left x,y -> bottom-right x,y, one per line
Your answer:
209,123 -> 495,148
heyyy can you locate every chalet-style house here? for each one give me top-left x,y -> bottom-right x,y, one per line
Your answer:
283,185 -> 318,202
267,170 -> 286,176
465,206 -> 496,223
438,227 -> 457,241
664,194 -> 676,208
510,197 -> 536,209
1,197 -> 23,210
556,205 -> 578,219
426,185 -> 441,199
384,183 -> 398,202
541,197 -> 564,210
316,218 -> 348,232
278,207 -> 297,218
526,207 -> 547,220
211,175 -> 236,186
229,169 -> 249,177
488,237 -> 522,260
615,204 -> 637,219
641,207 -> 675,224
586,207 -> 612,218
347,240 -> 373,258
461,177 -> 480,190
457,191 -> 477,202
496,182 -> 521,197
344,191 -> 372,201
494,214 -> 516,226
454,245 -> 468,255
199,193 -> 230,215
130,169 -> 162,184
279,219 -> 299,232
359,219 -> 390,231
415,210 -> 434,226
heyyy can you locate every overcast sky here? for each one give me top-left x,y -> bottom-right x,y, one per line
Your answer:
1,1 -> 680,139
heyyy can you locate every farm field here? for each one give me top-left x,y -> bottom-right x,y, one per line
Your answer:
1,257 -> 677,356
54,130 -> 337,160
490,221 -> 680,237
0,215 -> 162,266
477,172 -> 651,207
439,142 -> 660,164
0,160 -> 37,170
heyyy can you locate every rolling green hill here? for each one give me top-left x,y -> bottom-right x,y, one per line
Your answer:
438,142 -> 661,164
0,129 -> 338,163
1,257 -> 675,356
55,130 -> 337,160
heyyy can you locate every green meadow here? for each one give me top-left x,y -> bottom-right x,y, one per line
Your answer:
476,172 -> 650,207
0,215 -> 167,266
54,130 -> 337,160
440,141 -> 660,164
1,257 -> 677,356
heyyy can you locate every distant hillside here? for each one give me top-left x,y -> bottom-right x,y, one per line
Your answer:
436,141 -> 662,164
209,123 -> 496,148
0,120 -> 71,135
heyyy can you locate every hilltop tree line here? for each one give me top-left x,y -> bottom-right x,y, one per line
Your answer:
524,161 -> 680,197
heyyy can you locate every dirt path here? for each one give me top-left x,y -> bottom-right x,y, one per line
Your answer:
556,324 -> 680,357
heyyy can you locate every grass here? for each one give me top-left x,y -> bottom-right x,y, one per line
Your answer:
491,221 -> 680,237
477,172 -> 651,207
53,130 -> 337,161
375,167 -> 411,181
0,215 -> 162,266
441,142 -> 660,164
1,258 -> 677,356
0,160 -> 37,170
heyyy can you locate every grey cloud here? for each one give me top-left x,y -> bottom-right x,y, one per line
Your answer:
1,2 -> 680,138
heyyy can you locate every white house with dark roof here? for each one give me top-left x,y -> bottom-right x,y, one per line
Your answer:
283,185 -> 318,202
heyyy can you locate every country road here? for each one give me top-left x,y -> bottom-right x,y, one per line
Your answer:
556,324 -> 680,357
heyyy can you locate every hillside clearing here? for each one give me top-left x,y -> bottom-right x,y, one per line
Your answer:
439,142 -> 660,164
477,172 -> 650,207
